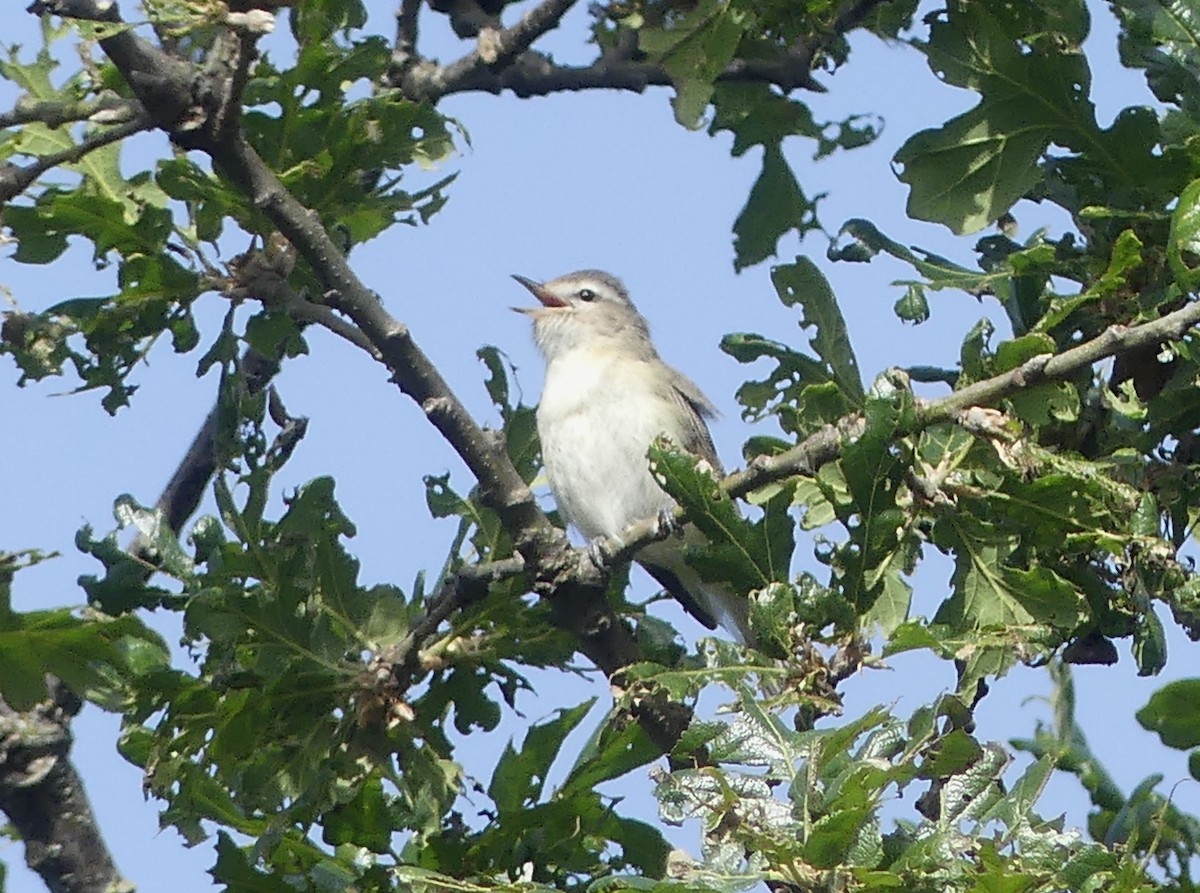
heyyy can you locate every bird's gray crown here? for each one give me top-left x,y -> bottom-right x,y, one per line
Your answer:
544,269 -> 630,303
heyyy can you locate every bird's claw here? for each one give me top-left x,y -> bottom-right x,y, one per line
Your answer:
653,507 -> 679,539
586,537 -> 613,571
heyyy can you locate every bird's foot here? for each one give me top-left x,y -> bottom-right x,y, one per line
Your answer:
586,536 -> 616,571
652,507 -> 679,539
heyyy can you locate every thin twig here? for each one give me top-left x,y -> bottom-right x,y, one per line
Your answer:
0,93 -> 137,128
285,293 -> 382,359
0,113 -> 153,203
382,555 -> 527,686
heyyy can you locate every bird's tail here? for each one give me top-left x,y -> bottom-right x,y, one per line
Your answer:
639,538 -> 754,646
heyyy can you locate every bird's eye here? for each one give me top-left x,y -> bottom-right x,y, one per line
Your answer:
577,288 -> 596,302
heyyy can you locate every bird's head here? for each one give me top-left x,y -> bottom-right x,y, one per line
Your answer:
512,269 -> 653,360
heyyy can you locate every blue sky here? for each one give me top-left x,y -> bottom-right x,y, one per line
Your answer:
3,2 -> 1197,891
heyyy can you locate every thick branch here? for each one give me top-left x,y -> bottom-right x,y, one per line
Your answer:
148,346 -> 281,535
394,0 -> 422,67
29,0 -> 196,131
210,132 -> 561,554
0,683 -> 126,893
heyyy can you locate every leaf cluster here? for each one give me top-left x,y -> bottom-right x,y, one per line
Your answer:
1,20 -> 454,411
7,2 -> 1200,893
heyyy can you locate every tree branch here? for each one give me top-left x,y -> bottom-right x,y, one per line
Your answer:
145,346 -> 281,536
32,0 -> 649,687
386,0 -> 899,103
393,42 -> 827,103
599,301 -> 1200,564
394,0 -> 422,68
0,682 -> 128,893
0,92 -> 137,129
0,113 -> 153,203
382,555 -> 526,688
434,0 -> 578,92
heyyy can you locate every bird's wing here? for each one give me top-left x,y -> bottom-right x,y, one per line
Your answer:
666,369 -> 725,476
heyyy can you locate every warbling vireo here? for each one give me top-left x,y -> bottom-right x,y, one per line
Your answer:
513,269 -> 752,643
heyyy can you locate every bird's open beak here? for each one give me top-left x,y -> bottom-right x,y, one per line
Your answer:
511,274 -> 567,310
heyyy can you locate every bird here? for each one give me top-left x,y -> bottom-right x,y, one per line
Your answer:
512,269 -> 753,644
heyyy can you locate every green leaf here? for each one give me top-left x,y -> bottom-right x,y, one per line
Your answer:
0,556 -> 163,710
477,345 -> 510,410
489,700 -> 595,813
771,258 -> 864,403
1169,178 -> 1200,290
722,333 -> 846,436
243,312 -> 308,361
607,816 -> 672,875
112,495 -> 196,579
648,441 -> 794,592
1137,679 -> 1200,748
1132,605 -> 1167,675
640,0 -> 751,128
994,333 -> 1056,372
1007,381 -> 1081,427
710,83 -> 874,270
894,284 -> 930,323
709,82 -> 825,156
830,218 -> 1005,295
919,729 -> 983,778
77,521 -> 182,614
828,392 -> 915,612
211,832 -> 294,892
721,259 -> 861,437
322,776 -> 393,853
896,3 -> 1097,234
560,709 -> 661,797
732,146 -> 819,271
937,743 -> 1008,825
804,807 -> 874,869
896,104 -> 1046,235
1113,0 -> 1200,114
932,517 -> 1087,631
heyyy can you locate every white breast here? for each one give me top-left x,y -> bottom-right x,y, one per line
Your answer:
537,348 -> 680,539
